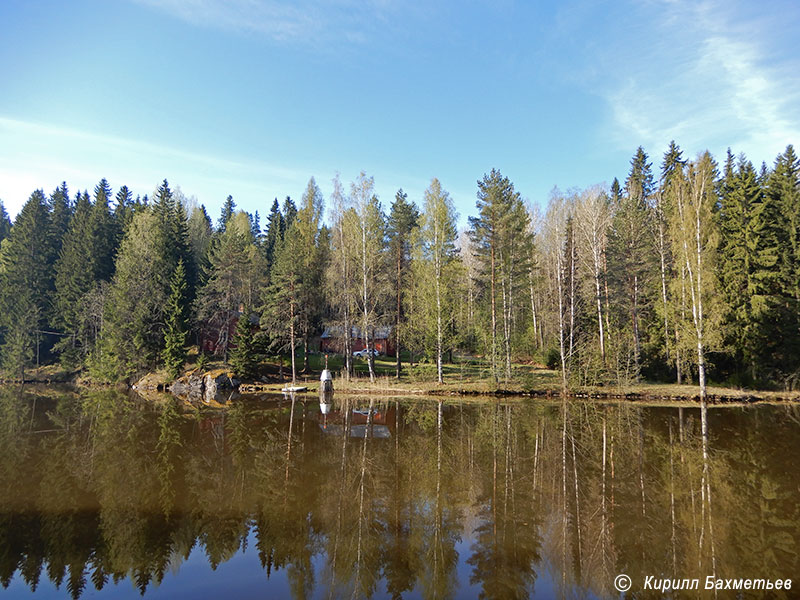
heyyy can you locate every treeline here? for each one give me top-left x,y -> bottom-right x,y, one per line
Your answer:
0,142 -> 798,389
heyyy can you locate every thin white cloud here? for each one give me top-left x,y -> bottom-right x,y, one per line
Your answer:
131,0 -> 410,45
0,116 -> 312,217
603,0 -> 800,163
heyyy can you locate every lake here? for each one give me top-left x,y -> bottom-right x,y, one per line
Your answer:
1,387 -> 798,598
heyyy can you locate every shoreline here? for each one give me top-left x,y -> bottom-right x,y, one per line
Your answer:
5,368 -> 800,406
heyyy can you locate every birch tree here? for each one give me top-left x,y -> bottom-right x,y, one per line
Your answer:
326,174 -> 357,379
575,186 -> 611,363
351,171 -> 386,382
415,178 -> 459,383
542,192 -> 570,391
669,152 -> 721,399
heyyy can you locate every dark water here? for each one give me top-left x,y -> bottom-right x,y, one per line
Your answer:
1,387 -> 799,599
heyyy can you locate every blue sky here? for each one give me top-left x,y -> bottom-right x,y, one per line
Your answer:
1,0 -> 798,225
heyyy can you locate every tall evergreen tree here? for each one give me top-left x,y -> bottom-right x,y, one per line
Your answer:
607,149 -> 656,376
218,195 -> 236,232
88,178 -> 118,282
386,188 -> 419,377
162,259 -> 188,378
765,145 -> 800,385
0,200 -> 11,244
53,191 -> 94,361
197,211 -> 265,363
263,221 -> 303,384
114,185 -> 135,239
229,305 -> 257,378
282,196 -> 298,231
91,210 -> 174,381
49,182 -> 72,254
468,169 -> 530,381
263,198 -> 285,274
717,154 -> 776,383
0,190 -> 55,377
249,210 -> 261,243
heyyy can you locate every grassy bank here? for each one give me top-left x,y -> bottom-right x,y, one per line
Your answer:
8,350 -> 800,404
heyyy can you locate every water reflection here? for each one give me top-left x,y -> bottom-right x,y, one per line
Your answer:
1,387 -> 799,599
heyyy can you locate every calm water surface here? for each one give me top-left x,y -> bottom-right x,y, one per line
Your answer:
1,387 -> 799,599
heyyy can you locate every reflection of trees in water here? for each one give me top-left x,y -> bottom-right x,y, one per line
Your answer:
0,388 -> 799,599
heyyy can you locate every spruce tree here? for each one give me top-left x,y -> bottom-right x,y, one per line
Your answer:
765,145 -> 800,384
717,154 -> 776,383
0,200 -> 11,244
250,210 -> 261,243
282,196 -> 297,230
607,149 -> 655,376
114,185 -> 135,239
49,182 -> 72,254
162,259 -> 188,378
263,198 -> 285,273
88,178 -> 117,282
92,209 -> 174,381
53,191 -> 94,361
229,305 -> 257,378
218,195 -> 236,232
0,190 -> 55,376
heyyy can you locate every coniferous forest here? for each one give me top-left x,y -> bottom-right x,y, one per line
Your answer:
1,142 -> 799,392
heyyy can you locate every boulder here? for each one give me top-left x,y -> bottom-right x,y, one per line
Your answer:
169,370 -> 204,398
203,369 -> 240,403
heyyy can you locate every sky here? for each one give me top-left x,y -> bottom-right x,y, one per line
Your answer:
1,0 -> 799,226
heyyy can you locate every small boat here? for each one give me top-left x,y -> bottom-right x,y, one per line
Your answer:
282,385 -> 308,393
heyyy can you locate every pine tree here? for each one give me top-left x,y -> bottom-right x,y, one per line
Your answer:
229,305 -> 257,378
162,259 -> 188,378
468,169 -> 530,381
219,195 -> 236,232
387,188 -> 419,377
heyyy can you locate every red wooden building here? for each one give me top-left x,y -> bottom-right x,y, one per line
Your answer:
319,325 -> 395,356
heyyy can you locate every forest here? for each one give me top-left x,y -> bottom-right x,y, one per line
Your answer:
0,142 -> 799,392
